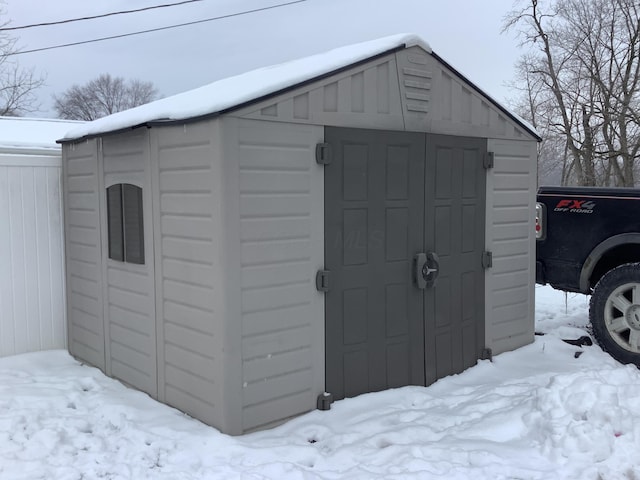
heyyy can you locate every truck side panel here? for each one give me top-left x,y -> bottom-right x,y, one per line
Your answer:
536,187 -> 640,292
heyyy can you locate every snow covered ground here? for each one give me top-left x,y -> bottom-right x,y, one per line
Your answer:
1,285 -> 639,480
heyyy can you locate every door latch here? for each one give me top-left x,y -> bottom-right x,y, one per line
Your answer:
414,252 -> 440,289
423,252 -> 440,288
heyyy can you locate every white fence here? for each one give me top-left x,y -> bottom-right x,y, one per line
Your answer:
0,149 -> 66,357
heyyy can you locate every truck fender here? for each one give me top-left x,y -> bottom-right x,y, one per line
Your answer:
579,233 -> 640,292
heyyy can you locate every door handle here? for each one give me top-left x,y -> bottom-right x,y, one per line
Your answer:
414,252 -> 440,290
423,252 -> 439,288
414,252 -> 439,289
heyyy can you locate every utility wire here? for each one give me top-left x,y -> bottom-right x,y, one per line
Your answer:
8,0 -> 306,56
0,0 -> 205,32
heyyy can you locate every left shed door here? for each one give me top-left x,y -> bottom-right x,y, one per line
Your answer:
324,127 -> 426,400
101,133 -> 157,398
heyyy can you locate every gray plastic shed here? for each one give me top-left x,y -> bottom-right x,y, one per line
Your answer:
60,34 -> 540,435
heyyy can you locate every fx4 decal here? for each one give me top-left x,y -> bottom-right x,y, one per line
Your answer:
554,199 -> 596,213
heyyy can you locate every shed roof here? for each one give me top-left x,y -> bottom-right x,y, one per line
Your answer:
0,116 -> 83,153
61,34 -> 538,142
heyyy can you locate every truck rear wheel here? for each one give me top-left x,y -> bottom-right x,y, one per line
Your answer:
590,263 -> 640,367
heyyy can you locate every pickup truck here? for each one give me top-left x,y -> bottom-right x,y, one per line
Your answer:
535,186 -> 640,366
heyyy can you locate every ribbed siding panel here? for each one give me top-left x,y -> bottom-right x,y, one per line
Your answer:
101,133 -> 156,396
63,142 -> 104,368
237,119 -> 324,432
236,56 -> 405,132
0,162 -> 67,357
486,140 -> 537,354
153,122 -> 223,426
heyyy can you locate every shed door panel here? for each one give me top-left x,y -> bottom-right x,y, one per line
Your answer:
324,127 -> 426,400
325,128 -> 487,401
424,134 -> 486,385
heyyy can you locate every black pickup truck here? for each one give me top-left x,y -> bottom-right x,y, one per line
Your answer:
536,186 -> 640,366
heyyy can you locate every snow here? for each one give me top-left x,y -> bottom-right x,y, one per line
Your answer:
2,285 -> 639,479
0,117 -> 83,152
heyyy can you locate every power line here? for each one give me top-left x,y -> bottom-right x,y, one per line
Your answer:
0,0 -> 205,32
8,0 -> 307,56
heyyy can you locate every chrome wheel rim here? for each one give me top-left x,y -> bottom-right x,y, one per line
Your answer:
604,282 -> 640,353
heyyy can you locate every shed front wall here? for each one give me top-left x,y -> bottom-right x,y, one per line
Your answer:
0,151 -> 66,357
233,45 -> 538,361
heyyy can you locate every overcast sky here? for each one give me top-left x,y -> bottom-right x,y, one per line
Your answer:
2,0 -> 525,118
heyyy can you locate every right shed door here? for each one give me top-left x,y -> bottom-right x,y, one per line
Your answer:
423,134 -> 487,385
324,128 -> 486,400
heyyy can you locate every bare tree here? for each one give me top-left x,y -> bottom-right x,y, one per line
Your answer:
0,2 -> 44,116
504,0 -> 640,186
507,54 -> 569,185
53,74 -> 159,121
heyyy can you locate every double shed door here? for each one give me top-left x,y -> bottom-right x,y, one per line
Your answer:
325,127 -> 486,400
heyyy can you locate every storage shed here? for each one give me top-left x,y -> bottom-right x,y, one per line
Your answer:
0,116 -> 83,357
59,34 -> 540,434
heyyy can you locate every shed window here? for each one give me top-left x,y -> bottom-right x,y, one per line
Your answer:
106,184 -> 145,264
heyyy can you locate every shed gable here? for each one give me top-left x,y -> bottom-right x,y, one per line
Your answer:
235,52 -> 405,130
234,46 -> 532,142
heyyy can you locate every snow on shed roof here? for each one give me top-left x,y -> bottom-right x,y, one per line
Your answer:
60,33 -> 538,142
61,34 -> 430,141
1,117 -> 84,152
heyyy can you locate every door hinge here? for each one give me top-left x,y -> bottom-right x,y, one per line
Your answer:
483,151 -> 494,169
316,143 -> 332,165
482,251 -> 493,269
316,270 -> 330,292
480,348 -> 493,361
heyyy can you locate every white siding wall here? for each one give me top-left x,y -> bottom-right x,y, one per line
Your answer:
63,140 -> 105,368
485,139 -> 538,354
0,153 -> 66,357
232,118 -> 325,432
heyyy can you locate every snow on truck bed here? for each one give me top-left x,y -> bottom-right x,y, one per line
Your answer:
1,286 -> 639,480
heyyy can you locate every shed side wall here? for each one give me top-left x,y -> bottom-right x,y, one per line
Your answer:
231,118 -> 324,432
150,120 -> 227,429
63,140 -> 105,368
0,153 -> 66,357
485,139 -> 537,354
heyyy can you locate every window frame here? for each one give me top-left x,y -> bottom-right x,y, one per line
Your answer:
106,183 -> 145,265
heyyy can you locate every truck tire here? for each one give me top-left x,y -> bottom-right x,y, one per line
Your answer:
590,263 -> 640,367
